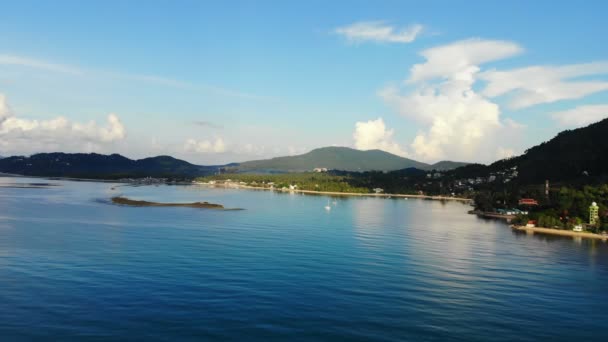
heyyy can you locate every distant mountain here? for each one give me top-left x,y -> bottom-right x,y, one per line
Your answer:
0,153 -> 219,179
233,146 -> 466,172
446,117 -> 608,184
428,160 -> 470,171
0,148 -> 469,179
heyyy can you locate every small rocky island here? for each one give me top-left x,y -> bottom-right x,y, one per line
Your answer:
111,196 -> 225,209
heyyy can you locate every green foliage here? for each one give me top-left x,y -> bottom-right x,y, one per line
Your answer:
198,173 -> 370,193
234,146 -> 464,173
537,214 -> 564,229
474,192 -> 495,212
0,153 -> 215,179
511,214 -> 529,225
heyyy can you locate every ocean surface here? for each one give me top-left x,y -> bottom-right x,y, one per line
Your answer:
1,176 -> 607,341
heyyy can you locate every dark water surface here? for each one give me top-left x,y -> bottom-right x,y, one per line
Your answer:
1,177 -> 607,341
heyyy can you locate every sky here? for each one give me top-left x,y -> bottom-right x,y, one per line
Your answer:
0,0 -> 607,164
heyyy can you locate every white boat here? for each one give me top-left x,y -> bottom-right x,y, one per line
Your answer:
325,200 -> 331,211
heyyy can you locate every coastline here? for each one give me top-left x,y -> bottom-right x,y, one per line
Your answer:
2,174 -> 472,202
512,225 -> 608,240
469,210 -> 516,220
198,183 -> 473,203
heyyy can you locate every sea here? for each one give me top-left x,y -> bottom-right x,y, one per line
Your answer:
1,176 -> 607,341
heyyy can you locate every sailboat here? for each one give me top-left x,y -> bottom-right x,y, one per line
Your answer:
324,200 -> 331,211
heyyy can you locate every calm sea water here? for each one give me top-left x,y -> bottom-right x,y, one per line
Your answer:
1,176 -> 607,341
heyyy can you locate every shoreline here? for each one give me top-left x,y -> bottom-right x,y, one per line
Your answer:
198,183 -> 473,203
2,174 -> 472,203
469,210 -> 516,220
512,225 -> 608,240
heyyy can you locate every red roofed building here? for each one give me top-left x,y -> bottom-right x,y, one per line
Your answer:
519,198 -> 538,206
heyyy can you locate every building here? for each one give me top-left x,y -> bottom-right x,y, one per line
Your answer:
373,188 -> 384,194
590,202 -> 599,225
518,198 -> 538,206
313,167 -> 328,173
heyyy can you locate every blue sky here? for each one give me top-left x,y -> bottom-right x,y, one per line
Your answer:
0,0 -> 607,164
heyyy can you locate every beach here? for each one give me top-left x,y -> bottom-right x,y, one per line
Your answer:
196,182 -> 473,203
512,225 -> 608,240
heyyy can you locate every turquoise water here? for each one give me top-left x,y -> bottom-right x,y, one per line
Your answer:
1,176 -> 607,341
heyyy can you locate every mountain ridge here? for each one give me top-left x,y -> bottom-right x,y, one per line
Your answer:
0,152 -> 219,179
0,147 -> 468,178
444,117 -> 608,184
233,146 -> 467,172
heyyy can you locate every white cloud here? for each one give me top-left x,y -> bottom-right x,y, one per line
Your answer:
409,38 -> 523,83
0,94 -> 126,155
551,105 -> 608,127
0,53 -> 271,101
380,39 -> 528,162
0,54 -> 83,74
0,94 -> 11,120
480,62 -> 608,108
335,21 -> 423,44
287,145 -> 308,156
353,118 -> 407,156
184,137 -> 226,153
496,147 -> 516,160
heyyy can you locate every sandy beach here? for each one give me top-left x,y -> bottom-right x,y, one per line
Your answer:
512,225 -> 608,240
197,182 -> 473,203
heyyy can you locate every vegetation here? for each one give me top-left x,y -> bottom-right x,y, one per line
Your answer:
441,118 -> 608,185
111,196 -> 225,209
476,184 -> 608,233
0,147 -> 467,178
197,172 -> 370,193
4,117 -> 608,233
233,146 -> 466,172
0,153 -> 219,179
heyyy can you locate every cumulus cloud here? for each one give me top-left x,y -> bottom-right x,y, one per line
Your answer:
0,94 -> 126,155
0,94 -> 11,120
551,105 -> 608,127
496,147 -> 516,160
480,62 -> 608,108
409,38 -> 523,83
184,137 -> 226,153
380,39 -> 525,162
353,118 -> 407,156
335,21 -> 423,44
287,145 -> 308,156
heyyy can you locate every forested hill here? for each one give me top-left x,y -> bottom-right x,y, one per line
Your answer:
0,148 -> 467,179
515,118 -> 608,182
233,146 -> 467,172
446,117 -> 608,184
0,153 -> 220,179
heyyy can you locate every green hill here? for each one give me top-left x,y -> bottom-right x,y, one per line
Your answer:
234,146 -> 434,172
445,117 -> 608,184
428,160 -> 470,171
0,147 -> 469,179
0,153 -> 219,179
515,117 -> 608,183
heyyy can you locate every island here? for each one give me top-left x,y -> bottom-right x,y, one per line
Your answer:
111,196 -> 225,209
